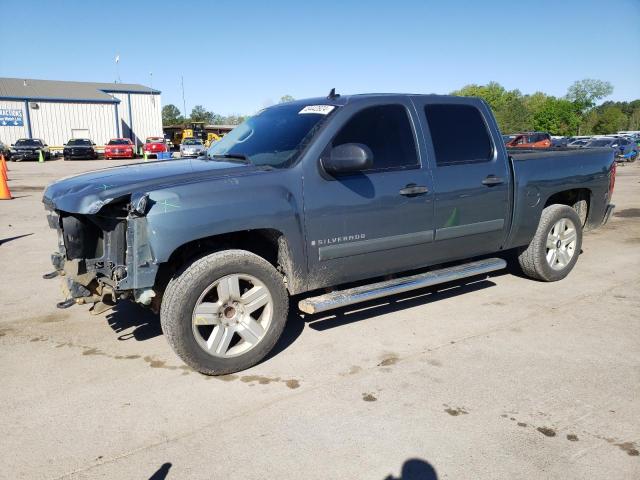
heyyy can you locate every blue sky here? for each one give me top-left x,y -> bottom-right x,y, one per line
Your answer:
1,0 -> 639,115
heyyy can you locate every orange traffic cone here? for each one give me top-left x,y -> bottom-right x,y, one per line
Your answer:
0,169 -> 12,200
0,154 -> 6,173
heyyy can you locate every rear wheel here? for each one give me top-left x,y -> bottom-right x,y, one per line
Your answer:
518,204 -> 582,282
160,250 -> 289,375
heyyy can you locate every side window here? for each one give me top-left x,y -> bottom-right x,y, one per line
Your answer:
333,104 -> 418,171
424,104 -> 493,166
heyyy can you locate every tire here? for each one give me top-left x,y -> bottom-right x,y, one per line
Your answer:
160,250 -> 289,375
518,204 -> 583,282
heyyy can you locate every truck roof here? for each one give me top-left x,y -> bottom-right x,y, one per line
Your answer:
279,93 -> 478,108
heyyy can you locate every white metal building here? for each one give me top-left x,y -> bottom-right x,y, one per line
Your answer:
0,77 -> 162,149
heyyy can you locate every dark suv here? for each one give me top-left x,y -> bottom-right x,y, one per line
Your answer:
63,138 -> 98,160
10,138 -> 51,161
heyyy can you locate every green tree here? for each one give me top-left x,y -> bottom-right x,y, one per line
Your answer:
220,114 -> 247,125
566,79 -> 614,134
532,98 -> 580,136
494,95 -> 532,133
452,82 -> 532,132
566,79 -> 614,112
162,104 -> 184,125
628,107 -> 640,130
279,95 -> 295,103
190,105 -> 214,124
592,106 -> 627,134
451,79 -> 638,137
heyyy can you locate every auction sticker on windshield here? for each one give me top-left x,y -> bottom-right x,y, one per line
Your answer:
299,105 -> 335,115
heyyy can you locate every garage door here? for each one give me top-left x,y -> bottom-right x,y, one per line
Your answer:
71,128 -> 90,139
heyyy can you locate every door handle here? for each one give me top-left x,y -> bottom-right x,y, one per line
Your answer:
482,175 -> 504,186
399,184 -> 429,196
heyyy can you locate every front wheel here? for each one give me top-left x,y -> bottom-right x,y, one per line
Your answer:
160,250 -> 289,375
518,204 -> 583,282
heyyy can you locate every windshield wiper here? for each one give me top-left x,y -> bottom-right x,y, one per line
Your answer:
209,153 -> 251,164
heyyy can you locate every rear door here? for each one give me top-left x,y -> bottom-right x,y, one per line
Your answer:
412,98 -> 511,263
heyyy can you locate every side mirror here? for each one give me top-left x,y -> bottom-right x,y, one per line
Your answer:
321,143 -> 373,175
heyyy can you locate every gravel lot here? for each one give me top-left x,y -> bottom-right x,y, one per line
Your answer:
1,158 -> 639,480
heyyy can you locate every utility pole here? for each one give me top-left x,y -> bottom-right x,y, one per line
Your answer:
115,54 -> 121,83
149,72 -> 154,106
181,76 -> 187,119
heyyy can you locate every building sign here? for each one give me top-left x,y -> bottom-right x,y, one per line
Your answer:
0,109 -> 24,127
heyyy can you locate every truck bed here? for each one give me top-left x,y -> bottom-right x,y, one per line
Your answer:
505,146 -> 615,249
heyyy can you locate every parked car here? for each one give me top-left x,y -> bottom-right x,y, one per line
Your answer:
10,138 -> 50,161
179,137 -> 206,158
582,137 -> 636,161
567,138 -> 590,148
43,94 -> 616,375
551,137 -> 570,148
143,137 -> 169,158
613,136 -> 638,162
506,132 -> 552,148
104,138 -> 136,159
63,138 -> 98,161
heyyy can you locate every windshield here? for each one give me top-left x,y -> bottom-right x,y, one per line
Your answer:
146,137 -> 164,143
108,139 -> 130,145
206,103 -> 335,168
67,139 -> 91,146
182,138 -> 203,145
15,139 -> 42,147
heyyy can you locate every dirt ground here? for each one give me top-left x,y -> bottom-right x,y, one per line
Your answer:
0,158 -> 638,480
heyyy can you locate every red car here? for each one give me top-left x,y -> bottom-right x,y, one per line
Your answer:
143,137 -> 169,157
104,138 -> 135,159
506,132 -> 551,149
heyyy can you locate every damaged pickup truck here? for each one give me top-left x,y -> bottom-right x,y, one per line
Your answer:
43,92 -> 616,375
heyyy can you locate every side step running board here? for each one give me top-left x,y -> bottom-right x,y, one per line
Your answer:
298,258 -> 507,314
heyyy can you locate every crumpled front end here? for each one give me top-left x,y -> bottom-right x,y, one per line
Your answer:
44,194 -> 159,314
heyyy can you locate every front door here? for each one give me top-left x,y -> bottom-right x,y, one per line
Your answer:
413,99 -> 511,263
302,99 -> 435,290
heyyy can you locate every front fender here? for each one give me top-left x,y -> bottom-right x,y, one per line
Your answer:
143,170 -> 306,285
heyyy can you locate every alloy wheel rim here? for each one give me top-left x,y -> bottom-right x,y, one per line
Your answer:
545,217 -> 577,271
192,274 -> 273,358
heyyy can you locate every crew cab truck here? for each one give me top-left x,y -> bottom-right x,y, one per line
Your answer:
43,93 -> 616,375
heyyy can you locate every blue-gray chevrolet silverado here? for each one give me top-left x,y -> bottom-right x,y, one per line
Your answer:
43,93 -> 616,374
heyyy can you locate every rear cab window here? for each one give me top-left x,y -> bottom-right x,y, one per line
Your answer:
424,104 -> 494,166
332,104 -> 419,172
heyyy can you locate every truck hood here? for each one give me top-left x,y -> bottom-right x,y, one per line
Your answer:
43,158 -> 261,214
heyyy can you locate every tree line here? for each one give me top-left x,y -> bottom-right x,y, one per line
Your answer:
162,96 -> 296,127
451,79 -> 639,136
162,104 -> 248,127
163,83 -> 640,136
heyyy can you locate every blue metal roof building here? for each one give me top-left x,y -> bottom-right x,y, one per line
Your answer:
0,77 -> 162,147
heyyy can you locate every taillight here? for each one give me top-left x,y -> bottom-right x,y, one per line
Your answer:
609,161 -> 616,199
